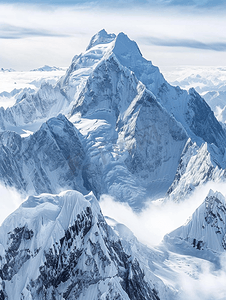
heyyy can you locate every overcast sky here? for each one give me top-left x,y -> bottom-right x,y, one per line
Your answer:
1,1 -> 226,71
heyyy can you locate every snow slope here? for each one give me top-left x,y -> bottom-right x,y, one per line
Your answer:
165,190 -> 226,253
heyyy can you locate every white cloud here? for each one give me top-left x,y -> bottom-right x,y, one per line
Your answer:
0,184 -> 24,225
100,181 -> 226,247
177,253 -> 226,300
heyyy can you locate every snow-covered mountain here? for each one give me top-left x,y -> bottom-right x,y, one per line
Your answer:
65,31 -> 226,150
165,190 -> 226,254
1,30 -> 226,299
0,30 -> 226,207
203,91 -> 226,124
1,30 -> 225,149
0,188 -> 224,300
0,190 -> 167,300
0,68 -> 15,72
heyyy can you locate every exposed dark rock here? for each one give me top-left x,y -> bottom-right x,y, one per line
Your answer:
0,226 -> 34,281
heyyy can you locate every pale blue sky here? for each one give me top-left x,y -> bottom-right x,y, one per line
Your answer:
0,0 -> 225,7
1,1 -> 226,70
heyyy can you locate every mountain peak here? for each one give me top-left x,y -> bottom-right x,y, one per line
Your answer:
86,29 -> 116,51
113,31 -> 142,58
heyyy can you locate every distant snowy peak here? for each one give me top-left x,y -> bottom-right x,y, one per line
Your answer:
0,88 -> 22,98
30,65 -> 63,72
0,68 -> 15,72
203,90 -> 226,124
0,190 -> 162,300
0,82 -> 68,129
165,189 -> 226,253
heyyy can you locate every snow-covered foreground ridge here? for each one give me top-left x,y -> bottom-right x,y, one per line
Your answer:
0,190 -> 168,300
1,189 -> 226,300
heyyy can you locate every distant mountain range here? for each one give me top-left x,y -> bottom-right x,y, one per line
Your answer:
0,68 -> 15,72
30,65 -> 64,72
